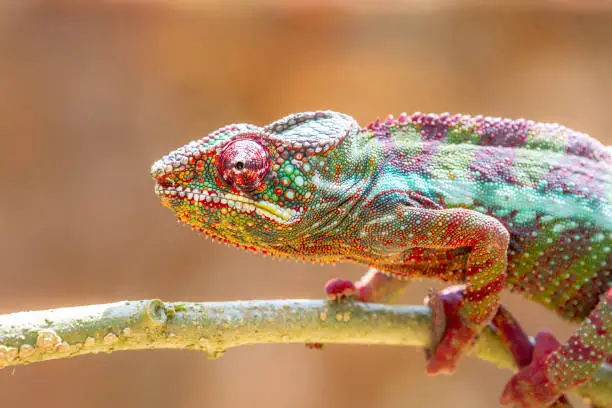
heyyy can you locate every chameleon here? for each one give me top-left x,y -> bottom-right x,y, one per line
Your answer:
150,110 -> 611,407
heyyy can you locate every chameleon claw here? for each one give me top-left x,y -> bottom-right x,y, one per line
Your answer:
424,287 -> 448,361
311,278 -> 358,350
324,278 -> 357,302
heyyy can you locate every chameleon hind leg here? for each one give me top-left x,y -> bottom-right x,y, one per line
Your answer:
427,287 -> 573,407
329,269 -> 575,406
500,287 -> 611,407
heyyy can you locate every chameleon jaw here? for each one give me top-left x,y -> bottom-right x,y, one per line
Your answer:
154,184 -> 299,223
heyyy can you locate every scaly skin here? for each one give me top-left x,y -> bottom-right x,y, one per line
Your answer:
151,111 -> 611,407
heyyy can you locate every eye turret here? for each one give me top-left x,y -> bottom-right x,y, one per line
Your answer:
217,139 -> 269,192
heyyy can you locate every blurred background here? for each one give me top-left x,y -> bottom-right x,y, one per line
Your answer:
1,1 -> 611,407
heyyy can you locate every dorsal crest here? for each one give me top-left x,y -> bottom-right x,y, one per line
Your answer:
365,112 -> 611,162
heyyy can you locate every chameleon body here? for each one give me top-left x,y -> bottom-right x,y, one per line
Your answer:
151,111 -> 611,407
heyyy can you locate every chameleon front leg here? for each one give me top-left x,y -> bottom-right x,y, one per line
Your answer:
500,287 -> 611,407
358,195 -> 509,374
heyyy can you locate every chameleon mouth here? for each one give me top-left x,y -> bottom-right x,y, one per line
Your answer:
154,184 -> 298,223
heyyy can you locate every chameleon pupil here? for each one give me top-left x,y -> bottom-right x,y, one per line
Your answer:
235,161 -> 244,170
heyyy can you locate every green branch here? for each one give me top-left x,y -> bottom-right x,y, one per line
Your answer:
0,299 -> 609,405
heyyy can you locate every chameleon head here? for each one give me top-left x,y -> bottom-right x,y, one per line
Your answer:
150,111 -> 358,254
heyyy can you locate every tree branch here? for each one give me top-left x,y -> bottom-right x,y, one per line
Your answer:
0,299 -> 609,406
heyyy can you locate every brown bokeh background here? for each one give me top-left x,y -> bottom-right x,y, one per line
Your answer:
1,1 -> 611,407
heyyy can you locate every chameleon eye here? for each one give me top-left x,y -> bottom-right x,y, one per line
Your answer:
218,139 -> 269,192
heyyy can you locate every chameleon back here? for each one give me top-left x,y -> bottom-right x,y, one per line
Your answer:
361,113 -> 612,321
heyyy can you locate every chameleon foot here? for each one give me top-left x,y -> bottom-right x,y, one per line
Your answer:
426,287 -> 572,406
305,279 -> 358,351
500,330 -> 565,407
423,285 -> 477,375
324,278 -> 357,302
314,269 -> 411,350
325,268 -> 409,303
424,287 -> 448,361
492,308 -> 572,407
